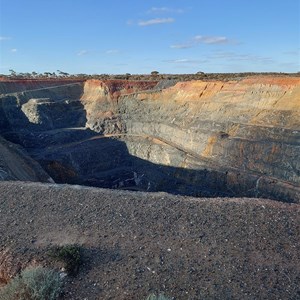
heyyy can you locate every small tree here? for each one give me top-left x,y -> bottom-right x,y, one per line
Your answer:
48,244 -> 82,276
151,71 -> 159,76
44,72 -> 53,78
57,70 -> 69,77
9,69 -> 17,77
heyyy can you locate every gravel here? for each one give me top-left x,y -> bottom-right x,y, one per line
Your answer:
0,181 -> 299,299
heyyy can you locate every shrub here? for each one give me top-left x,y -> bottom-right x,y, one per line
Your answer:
0,266 -> 62,300
151,71 -> 159,76
146,293 -> 172,300
48,244 -> 82,276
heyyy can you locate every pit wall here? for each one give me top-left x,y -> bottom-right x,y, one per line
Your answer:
0,77 -> 299,201
80,77 -> 300,201
0,83 -> 84,132
0,79 -> 84,94
80,79 -> 158,132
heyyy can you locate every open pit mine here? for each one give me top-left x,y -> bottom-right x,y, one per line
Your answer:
0,76 -> 299,202
0,75 -> 300,299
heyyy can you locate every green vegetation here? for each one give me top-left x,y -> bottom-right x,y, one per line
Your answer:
48,244 -> 82,276
0,267 -> 62,300
151,71 -> 160,76
3,70 -> 297,82
146,293 -> 172,300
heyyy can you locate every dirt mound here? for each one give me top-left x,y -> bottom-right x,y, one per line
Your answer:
0,181 -> 299,299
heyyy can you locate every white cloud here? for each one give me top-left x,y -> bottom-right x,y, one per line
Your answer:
10,48 -> 17,53
210,51 -> 235,59
170,44 -> 193,49
77,50 -> 89,56
0,36 -> 11,41
194,35 -> 230,45
283,50 -> 300,56
106,49 -> 119,54
171,35 -> 233,50
148,7 -> 184,14
210,51 -> 273,63
236,54 -> 273,63
164,58 -> 207,64
138,18 -> 174,26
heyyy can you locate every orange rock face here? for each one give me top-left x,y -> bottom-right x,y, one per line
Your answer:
81,79 -> 158,132
111,76 -> 300,201
81,79 -> 157,100
0,76 -> 299,202
132,76 -> 300,128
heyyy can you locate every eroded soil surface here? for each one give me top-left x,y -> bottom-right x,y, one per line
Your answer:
0,181 -> 299,299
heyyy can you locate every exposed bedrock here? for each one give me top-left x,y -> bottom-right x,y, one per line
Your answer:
0,136 -> 52,182
0,79 -> 84,94
0,77 -> 299,202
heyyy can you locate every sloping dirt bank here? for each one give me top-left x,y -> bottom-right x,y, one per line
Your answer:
0,181 -> 299,299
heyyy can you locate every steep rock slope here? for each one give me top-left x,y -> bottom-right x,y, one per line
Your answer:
80,77 -> 300,201
0,82 -> 84,133
0,76 -> 299,202
0,136 -> 52,182
0,79 -> 84,94
81,79 -> 158,133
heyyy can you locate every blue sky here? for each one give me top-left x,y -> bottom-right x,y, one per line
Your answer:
0,0 -> 299,74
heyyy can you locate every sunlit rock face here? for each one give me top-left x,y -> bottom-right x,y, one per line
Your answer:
0,76 -> 299,202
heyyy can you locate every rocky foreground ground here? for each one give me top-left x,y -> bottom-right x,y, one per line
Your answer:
0,181 -> 299,300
